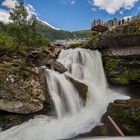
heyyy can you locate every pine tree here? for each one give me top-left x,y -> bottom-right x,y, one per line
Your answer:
9,0 -> 28,26
8,0 -> 50,46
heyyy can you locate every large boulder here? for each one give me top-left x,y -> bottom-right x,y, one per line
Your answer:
0,66 -> 50,114
0,99 -> 43,114
46,59 -> 67,73
67,76 -> 88,104
26,46 -> 61,66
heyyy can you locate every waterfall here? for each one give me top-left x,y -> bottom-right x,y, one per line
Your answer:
0,48 -> 129,140
46,69 -> 83,118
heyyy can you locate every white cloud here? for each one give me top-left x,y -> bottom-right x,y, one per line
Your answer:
0,0 -> 37,23
0,9 -> 10,23
91,0 -> 138,14
62,0 -> 76,5
2,0 -> 17,9
0,0 -> 59,30
2,0 -> 37,17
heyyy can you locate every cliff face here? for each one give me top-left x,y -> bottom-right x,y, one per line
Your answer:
102,47 -> 140,86
89,19 -> 140,88
90,19 -> 140,135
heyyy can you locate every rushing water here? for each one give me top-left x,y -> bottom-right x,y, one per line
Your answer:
0,48 -> 129,140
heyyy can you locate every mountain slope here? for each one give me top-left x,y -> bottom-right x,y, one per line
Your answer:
36,21 -> 92,40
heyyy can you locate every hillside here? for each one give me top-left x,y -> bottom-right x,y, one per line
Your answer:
36,21 -> 92,40
73,30 -> 93,38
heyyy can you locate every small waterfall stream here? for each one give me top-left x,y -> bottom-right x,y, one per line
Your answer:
0,48 -> 129,140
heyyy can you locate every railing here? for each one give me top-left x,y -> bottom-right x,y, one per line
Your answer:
106,116 -> 124,136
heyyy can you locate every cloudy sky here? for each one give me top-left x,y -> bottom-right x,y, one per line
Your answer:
0,0 -> 140,31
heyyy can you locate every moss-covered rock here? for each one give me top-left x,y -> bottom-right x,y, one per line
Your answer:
107,98 -> 140,135
117,71 -> 140,84
102,52 -> 140,86
104,57 -> 118,73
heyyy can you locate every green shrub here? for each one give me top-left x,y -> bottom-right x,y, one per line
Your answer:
0,32 -> 17,51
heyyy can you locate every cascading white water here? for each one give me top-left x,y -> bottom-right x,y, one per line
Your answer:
46,69 -> 83,118
0,48 -> 129,140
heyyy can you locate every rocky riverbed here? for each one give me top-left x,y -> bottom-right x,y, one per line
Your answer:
0,19 -> 140,136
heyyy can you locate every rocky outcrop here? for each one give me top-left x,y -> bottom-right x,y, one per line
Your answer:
26,46 -> 61,66
0,66 -> 50,114
0,44 -> 61,115
46,59 -> 67,73
0,43 -> 64,129
102,46 -> 140,86
87,19 -> 140,136
89,19 -> 140,50
88,19 -> 140,87
0,99 -> 43,114
107,98 -> 140,135
67,76 -> 88,104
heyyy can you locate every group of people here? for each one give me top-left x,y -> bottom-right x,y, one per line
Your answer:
92,13 -> 140,29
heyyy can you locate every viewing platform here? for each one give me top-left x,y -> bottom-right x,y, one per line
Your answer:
91,24 -> 108,33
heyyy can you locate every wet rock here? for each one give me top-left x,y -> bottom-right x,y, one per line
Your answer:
67,76 -> 88,104
46,59 -> 67,73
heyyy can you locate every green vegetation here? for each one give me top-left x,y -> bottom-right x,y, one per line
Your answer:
36,21 -> 93,40
68,41 -> 88,49
68,32 -> 99,49
104,57 -> 118,73
36,22 -> 74,40
117,71 -> 140,84
0,0 -> 50,56
0,32 -> 16,51
73,30 -> 93,38
108,99 -> 140,135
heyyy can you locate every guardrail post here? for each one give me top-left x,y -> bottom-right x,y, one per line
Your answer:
106,116 -> 125,136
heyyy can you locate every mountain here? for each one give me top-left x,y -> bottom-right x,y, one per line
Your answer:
36,20 -> 92,40
37,19 -> 60,30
